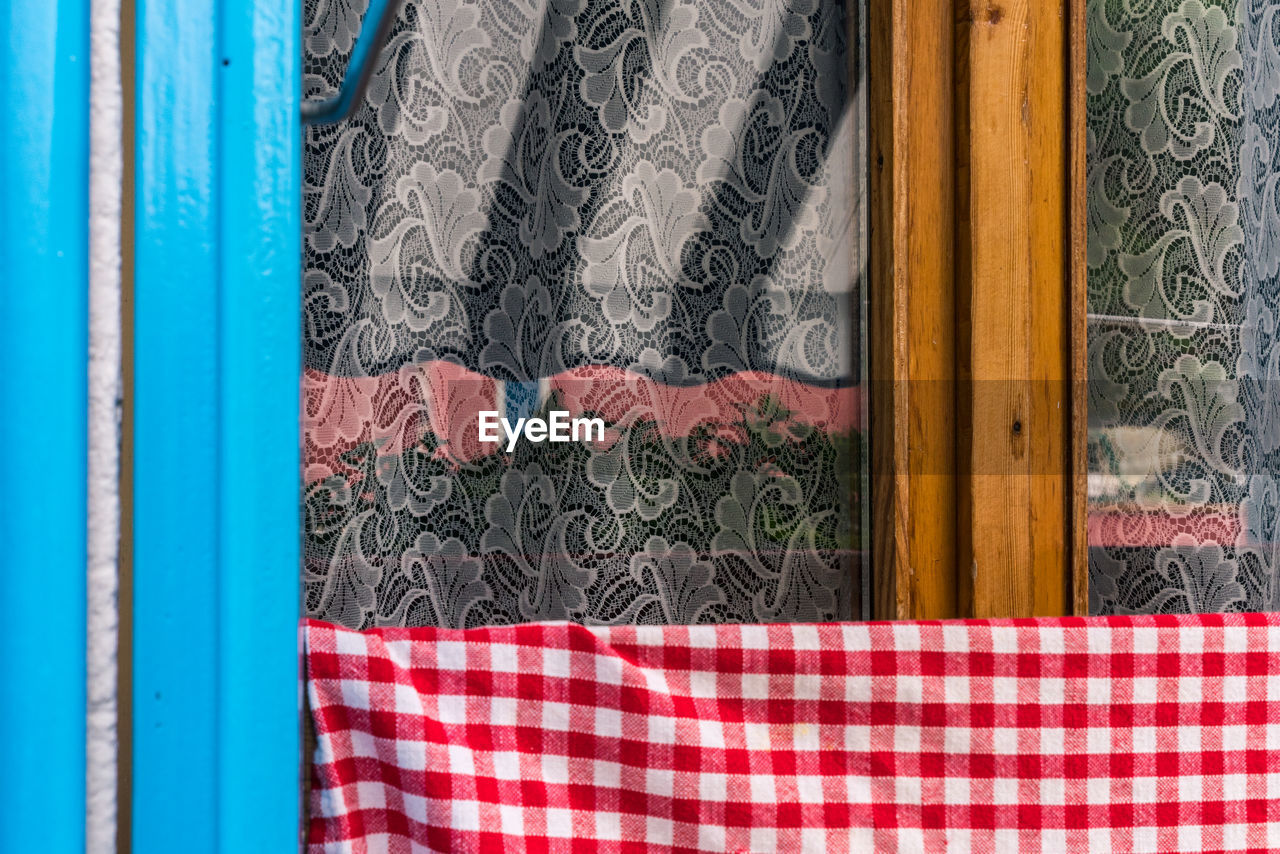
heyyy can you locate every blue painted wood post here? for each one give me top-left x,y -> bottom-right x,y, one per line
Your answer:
132,0 -> 300,849
216,0 -> 303,846
0,2 -> 90,851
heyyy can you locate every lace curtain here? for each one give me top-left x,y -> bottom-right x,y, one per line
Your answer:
1087,0 -> 1280,613
302,0 -> 867,628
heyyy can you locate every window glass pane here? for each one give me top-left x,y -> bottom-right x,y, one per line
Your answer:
1087,0 -> 1273,613
302,0 -> 868,627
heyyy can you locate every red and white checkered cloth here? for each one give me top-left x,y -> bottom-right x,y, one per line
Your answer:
304,614 -> 1280,853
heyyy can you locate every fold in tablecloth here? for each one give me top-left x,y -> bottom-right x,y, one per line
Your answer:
305,615 -> 1280,853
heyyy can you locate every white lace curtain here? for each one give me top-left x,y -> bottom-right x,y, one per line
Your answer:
301,0 -> 867,628
1087,0 -> 1280,613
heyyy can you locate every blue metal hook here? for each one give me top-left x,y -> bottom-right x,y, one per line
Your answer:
302,0 -> 403,125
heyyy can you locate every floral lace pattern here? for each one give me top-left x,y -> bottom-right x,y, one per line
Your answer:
1087,0 -> 1280,613
303,0 -> 866,627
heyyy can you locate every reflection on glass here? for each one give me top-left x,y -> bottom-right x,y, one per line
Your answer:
302,0 -> 867,627
1086,1 -> 1278,613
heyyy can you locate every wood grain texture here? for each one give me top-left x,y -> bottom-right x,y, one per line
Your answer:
953,0 -> 973,620
869,0 -> 907,620
1024,0 -> 1071,619
964,0 -> 1033,618
1068,0 -> 1089,616
903,0 -> 959,620
870,0 -> 959,619
870,0 -> 1084,619
963,0 -> 1071,617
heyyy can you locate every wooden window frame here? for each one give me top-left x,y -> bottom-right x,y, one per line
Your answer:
868,0 -> 1088,619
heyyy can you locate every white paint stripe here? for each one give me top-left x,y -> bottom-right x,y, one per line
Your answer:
88,0 -> 122,848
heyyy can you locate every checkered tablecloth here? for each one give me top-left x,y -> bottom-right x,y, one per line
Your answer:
304,614 -> 1280,853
